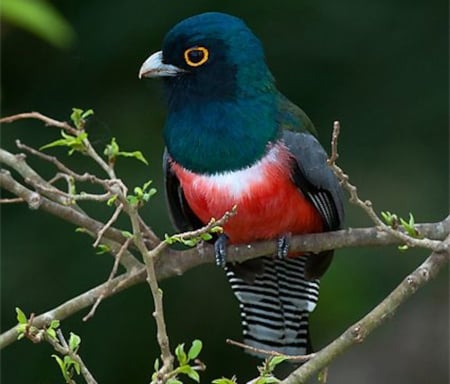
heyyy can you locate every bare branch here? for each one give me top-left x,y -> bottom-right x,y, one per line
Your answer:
93,203 -> 123,248
328,121 -> 444,252
83,236 -> 133,321
0,111 -> 78,134
226,338 -> 314,363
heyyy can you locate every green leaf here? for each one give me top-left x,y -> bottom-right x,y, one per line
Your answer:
96,244 -> 111,255
209,226 -> 224,233
103,137 -> 120,159
46,328 -> 57,340
40,130 -> 88,154
121,230 -> 134,239
1,0 -> 75,49
153,358 -> 160,372
200,233 -> 213,241
188,339 -> 203,360
164,234 -> 175,245
167,379 -> 183,384
69,332 -> 81,351
52,354 -> 70,382
400,213 -> 418,237
256,376 -> 280,384
107,195 -> 118,206
212,378 -> 237,384
117,150 -> 149,165
104,137 -> 149,165
72,359 -> 81,375
398,244 -> 409,251
267,355 -> 289,371
49,319 -> 60,329
175,343 -> 187,365
75,227 -> 87,233
176,364 -> 199,381
71,108 -> 93,129
16,307 -> 27,324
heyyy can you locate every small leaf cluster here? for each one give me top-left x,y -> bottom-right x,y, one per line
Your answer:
212,377 -> 238,384
40,130 -> 88,155
253,356 -> 289,384
127,180 -> 157,207
52,333 -> 82,383
164,226 -> 223,247
381,211 -> 422,250
16,307 -> 57,342
71,108 -> 94,129
153,340 -> 204,384
104,137 -> 149,166
16,308 -> 82,383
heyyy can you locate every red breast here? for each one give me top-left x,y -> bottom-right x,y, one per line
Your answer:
170,143 -> 323,244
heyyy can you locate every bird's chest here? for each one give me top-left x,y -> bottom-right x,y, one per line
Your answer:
170,145 -> 323,243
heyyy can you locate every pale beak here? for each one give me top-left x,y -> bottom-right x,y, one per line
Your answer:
138,51 -> 184,79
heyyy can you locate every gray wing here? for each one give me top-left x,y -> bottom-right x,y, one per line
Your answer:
282,130 -> 344,279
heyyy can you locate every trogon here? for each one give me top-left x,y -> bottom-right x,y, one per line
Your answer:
139,12 -> 344,356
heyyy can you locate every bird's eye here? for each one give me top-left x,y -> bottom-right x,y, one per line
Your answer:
184,46 -> 209,67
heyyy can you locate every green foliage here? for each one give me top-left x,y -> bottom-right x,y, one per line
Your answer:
381,211 -> 399,228
104,137 -> 149,165
127,180 -> 157,207
164,226 -> 222,247
252,356 -> 289,384
1,0 -> 75,49
15,307 -> 28,340
51,332 -> 82,383
153,340 -> 204,384
46,319 -> 61,341
212,377 -> 238,384
40,130 -> 88,155
381,211 -> 422,251
95,244 -> 111,255
15,308 -> 82,383
71,108 -> 94,130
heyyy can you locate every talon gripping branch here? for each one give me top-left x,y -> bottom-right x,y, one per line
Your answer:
140,12 -> 344,356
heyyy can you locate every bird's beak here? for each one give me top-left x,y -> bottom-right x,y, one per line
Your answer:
138,51 -> 184,79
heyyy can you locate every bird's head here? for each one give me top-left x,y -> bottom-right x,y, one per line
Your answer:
139,12 -> 274,104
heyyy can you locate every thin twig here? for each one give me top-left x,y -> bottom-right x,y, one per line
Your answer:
0,197 -> 25,204
50,329 -> 98,384
93,203 -> 124,248
226,339 -> 315,362
0,111 -> 78,135
83,236 -> 133,321
16,140 -> 106,186
327,121 -> 445,252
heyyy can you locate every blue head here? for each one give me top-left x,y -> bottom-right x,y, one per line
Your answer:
140,12 -> 280,174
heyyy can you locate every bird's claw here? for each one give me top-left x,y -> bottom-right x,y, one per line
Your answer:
214,234 -> 229,268
276,234 -> 291,259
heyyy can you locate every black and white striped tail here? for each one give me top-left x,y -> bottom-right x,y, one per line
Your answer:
226,256 -> 320,357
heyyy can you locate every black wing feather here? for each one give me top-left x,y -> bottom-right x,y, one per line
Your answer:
282,130 -> 344,279
163,149 -> 203,232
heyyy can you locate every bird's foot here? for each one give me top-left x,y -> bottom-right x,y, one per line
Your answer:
214,234 -> 229,268
276,234 -> 291,259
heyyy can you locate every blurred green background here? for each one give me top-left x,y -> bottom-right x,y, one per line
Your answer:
1,0 -> 448,383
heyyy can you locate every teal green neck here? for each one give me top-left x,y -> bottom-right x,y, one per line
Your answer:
164,96 -> 279,174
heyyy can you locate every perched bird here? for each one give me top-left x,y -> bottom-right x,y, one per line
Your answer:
139,12 -> 344,357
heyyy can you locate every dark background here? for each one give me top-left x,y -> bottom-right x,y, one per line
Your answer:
1,1 -> 448,383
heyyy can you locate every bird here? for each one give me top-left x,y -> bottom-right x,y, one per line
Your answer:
139,12 -> 344,357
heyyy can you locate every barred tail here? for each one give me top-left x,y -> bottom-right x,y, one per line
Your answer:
225,256 -> 320,357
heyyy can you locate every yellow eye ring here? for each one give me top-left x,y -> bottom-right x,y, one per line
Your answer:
184,46 -> 209,67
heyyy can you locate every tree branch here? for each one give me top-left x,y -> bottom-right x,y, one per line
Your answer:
281,235 -> 450,384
